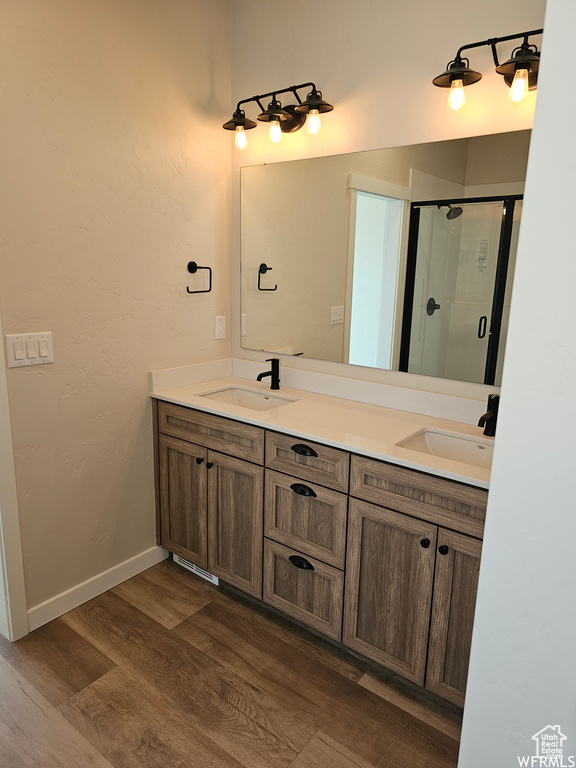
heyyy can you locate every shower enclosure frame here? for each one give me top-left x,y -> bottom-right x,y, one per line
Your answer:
399,194 -> 523,385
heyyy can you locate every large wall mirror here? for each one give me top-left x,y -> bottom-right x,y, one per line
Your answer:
240,130 -> 530,387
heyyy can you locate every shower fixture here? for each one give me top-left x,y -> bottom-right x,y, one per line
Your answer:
438,204 -> 464,220
222,83 -> 334,149
433,28 -> 543,111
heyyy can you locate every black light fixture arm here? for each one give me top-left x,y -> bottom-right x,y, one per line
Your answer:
235,82 -> 316,114
454,29 -> 543,68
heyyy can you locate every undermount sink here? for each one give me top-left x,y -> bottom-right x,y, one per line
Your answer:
397,428 -> 494,469
197,386 -> 299,411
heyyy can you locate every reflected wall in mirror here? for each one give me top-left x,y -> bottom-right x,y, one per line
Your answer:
241,130 -> 531,386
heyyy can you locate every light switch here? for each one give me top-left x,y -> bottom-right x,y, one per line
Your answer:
330,306 -> 344,326
6,332 -> 54,368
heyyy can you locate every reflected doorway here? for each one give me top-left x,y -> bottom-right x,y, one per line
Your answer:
399,196 -> 522,386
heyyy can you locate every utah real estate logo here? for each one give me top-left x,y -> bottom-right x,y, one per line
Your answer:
518,725 -> 575,767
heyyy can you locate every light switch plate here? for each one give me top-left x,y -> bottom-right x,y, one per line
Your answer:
6,332 -> 54,367
330,306 -> 344,325
241,314 -> 247,337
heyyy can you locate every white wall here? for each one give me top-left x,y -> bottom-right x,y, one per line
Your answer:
231,0 -> 545,401
459,1 -> 576,764
0,0 -> 232,611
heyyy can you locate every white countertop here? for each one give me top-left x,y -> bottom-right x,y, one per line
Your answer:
151,375 -> 491,489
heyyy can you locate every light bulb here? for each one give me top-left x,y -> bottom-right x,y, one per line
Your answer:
269,118 -> 282,144
510,68 -> 529,103
307,109 -> 321,135
448,79 -> 465,111
235,126 -> 247,150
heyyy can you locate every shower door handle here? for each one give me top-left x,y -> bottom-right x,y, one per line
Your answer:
478,316 -> 488,339
426,298 -> 441,316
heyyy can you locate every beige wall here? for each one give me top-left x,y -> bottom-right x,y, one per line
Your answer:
0,0 -> 232,609
231,0 -> 545,400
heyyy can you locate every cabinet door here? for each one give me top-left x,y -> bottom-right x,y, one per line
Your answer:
426,529 -> 482,706
343,499 -> 437,685
207,451 -> 263,598
264,470 -> 348,568
263,539 -> 344,641
159,435 -> 208,568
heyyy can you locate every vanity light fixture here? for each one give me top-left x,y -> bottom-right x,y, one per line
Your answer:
222,83 -> 333,148
433,29 -> 543,111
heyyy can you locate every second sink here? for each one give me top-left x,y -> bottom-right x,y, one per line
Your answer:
397,428 -> 494,469
197,386 -> 299,411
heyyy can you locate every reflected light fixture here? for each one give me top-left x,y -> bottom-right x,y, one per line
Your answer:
433,29 -> 543,111
222,83 -> 333,148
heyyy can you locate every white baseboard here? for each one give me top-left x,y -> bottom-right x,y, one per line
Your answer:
27,546 -> 169,632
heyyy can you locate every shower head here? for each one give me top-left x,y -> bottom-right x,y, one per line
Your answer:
438,203 -> 464,220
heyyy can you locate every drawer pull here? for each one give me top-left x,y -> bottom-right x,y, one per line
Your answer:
195,457 -> 204,465
438,545 -> 449,555
288,555 -> 315,571
290,483 -> 317,498
206,462 -> 214,469
420,538 -> 431,548
291,443 -> 318,458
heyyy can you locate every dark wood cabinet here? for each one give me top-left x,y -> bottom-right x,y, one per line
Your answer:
157,403 -> 264,599
426,529 -> 482,706
263,539 -> 344,640
343,498 -> 438,685
154,398 -> 486,706
207,450 -> 263,597
159,434 -> 208,569
264,470 -> 348,568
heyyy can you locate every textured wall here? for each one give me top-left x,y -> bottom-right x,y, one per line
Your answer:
0,0 -> 232,608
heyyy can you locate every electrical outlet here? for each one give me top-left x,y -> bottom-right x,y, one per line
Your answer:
330,306 -> 344,325
241,314 -> 247,337
6,332 -> 54,367
215,315 -> 226,340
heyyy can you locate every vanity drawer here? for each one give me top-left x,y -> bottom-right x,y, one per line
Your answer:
264,470 -> 347,568
263,539 -> 344,641
265,432 -> 349,492
158,402 -> 264,464
350,455 -> 487,538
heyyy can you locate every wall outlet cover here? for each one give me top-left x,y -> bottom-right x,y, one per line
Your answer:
215,315 -> 226,340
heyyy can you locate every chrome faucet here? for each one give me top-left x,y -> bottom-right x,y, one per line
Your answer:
478,394 -> 499,437
256,358 -> 280,390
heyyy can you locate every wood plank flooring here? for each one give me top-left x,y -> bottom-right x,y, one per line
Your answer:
0,559 -> 463,768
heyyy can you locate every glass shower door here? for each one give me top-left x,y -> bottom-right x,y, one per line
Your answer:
400,197 -> 521,386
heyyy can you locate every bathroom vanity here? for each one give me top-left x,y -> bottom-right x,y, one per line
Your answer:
151,375 -> 490,707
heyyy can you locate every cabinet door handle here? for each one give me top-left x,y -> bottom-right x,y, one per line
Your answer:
438,545 -> 449,555
290,483 -> 317,498
195,457 -> 204,465
290,443 -> 318,458
206,462 -> 214,469
288,555 -> 315,571
420,538 -> 431,548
